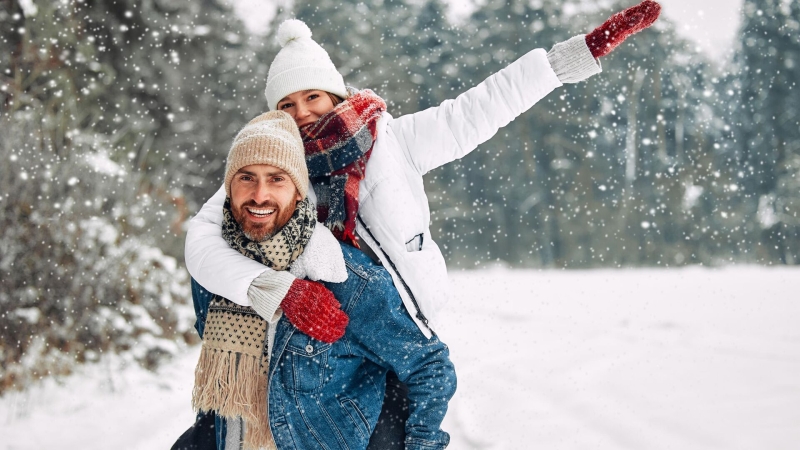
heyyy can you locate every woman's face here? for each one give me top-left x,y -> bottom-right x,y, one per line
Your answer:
276,90 -> 336,128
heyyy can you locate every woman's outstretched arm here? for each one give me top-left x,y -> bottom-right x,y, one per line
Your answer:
391,1 -> 660,176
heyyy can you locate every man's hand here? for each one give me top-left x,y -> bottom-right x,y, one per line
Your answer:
282,278 -> 349,343
586,0 -> 662,58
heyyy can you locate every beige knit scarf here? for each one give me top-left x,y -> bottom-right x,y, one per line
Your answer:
192,197 -> 316,450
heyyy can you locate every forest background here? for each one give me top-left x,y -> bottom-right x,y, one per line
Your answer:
1,0 -> 798,392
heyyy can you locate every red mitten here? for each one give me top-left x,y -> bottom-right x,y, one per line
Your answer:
281,278 -> 349,343
585,0 -> 662,58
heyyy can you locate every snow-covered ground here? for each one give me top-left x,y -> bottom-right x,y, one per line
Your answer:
3,266 -> 799,449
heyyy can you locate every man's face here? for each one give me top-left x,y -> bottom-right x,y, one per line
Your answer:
230,164 -> 302,241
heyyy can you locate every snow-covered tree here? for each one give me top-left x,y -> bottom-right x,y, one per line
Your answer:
734,0 -> 800,263
0,0 -> 261,392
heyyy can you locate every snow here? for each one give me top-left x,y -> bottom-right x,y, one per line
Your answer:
441,267 -> 800,450
2,266 -> 799,449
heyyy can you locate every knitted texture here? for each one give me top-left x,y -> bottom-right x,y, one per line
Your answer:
250,268 -> 346,344
222,197 -> 317,271
224,196 -> 348,343
193,197 -> 319,450
585,0 -> 662,58
248,269 -> 295,321
266,19 -> 348,111
224,110 -> 308,198
302,89 -> 386,246
193,297 -> 274,450
281,278 -> 348,343
547,34 -> 602,84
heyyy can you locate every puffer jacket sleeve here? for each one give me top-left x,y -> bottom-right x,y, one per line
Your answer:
389,48 -> 562,176
184,185 -> 273,307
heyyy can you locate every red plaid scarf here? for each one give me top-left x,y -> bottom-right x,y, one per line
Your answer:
301,89 -> 386,246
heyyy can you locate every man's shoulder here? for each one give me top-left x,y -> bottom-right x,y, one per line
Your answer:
318,243 -> 398,312
338,242 -> 386,280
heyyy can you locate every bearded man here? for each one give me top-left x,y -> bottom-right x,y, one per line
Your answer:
187,111 -> 456,450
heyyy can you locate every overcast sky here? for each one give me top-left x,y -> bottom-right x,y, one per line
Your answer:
233,0 -> 744,63
655,0 -> 743,61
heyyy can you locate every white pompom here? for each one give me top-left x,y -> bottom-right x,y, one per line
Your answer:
277,19 -> 312,47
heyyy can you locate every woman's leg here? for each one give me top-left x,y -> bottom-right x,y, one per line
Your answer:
170,411 -> 218,450
367,371 -> 409,449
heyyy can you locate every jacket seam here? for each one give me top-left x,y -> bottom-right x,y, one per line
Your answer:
435,108 -> 464,176
488,73 -> 516,121
340,397 -> 370,440
340,267 -> 369,319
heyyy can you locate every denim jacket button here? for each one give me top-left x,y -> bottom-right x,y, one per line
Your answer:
305,344 -> 314,354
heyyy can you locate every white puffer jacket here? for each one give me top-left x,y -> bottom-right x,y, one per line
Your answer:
186,42 -> 600,338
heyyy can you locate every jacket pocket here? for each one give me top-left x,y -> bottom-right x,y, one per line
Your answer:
340,398 -> 370,440
278,332 -> 333,393
405,233 -> 424,252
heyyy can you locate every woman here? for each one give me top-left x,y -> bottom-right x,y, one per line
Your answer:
186,2 -> 661,447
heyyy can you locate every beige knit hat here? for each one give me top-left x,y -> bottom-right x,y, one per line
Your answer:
224,110 -> 308,199
265,19 -> 348,111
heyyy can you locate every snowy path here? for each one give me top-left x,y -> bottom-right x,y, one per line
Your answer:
440,267 -> 800,450
3,267 -> 799,449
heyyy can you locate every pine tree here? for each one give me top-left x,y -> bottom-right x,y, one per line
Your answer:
0,0 -> 260,392
735,0 -> 800,263
427,0 -> 727,268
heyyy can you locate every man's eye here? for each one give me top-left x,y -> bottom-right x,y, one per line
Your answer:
273,177 -> 284,182
240,175 -> 253,181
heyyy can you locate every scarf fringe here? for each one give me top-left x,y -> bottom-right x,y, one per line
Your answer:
192,346 -> 273,450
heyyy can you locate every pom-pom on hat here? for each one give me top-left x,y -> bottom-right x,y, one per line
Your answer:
265,19 -> 348,111
225,110 -> 309,199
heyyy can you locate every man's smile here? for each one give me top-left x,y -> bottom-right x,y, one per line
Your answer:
245,206 -> 276,219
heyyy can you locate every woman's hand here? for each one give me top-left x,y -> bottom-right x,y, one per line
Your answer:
585,0 -> 662,58
281,278 -> 349,343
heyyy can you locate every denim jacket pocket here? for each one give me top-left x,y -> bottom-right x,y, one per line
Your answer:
339,398 -> 370,440
279,331 -> 333,393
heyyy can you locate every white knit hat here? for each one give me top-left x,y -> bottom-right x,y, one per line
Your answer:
265,19 -> 348,111
224,110 -> 309,199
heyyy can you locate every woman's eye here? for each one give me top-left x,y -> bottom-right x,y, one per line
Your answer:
308,94 -> 319,101
279,103 -> 293,110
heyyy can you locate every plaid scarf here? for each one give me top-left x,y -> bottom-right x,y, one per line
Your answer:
301,89 -> 386,246
192,197 -> 316,450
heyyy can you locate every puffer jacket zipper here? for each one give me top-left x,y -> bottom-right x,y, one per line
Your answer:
357,215 -> 433,334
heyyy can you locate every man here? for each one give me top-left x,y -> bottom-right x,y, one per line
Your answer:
189,111 -> 456,450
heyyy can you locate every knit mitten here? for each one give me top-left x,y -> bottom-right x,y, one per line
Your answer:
585,0 -> 662,58
248,270 -> 349,343
281,278 -> 349,343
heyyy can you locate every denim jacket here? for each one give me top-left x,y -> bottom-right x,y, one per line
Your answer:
192,243 -> 456,450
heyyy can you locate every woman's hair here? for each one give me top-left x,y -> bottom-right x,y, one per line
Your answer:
327,92 -> 344,107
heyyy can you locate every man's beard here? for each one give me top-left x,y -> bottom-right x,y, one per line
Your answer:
232,199 -> 296,242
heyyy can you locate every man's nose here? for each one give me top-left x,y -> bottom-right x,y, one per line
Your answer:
252,181 -> 271,204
